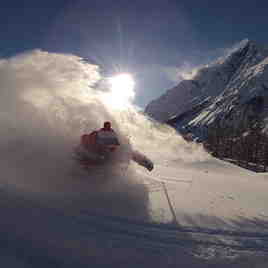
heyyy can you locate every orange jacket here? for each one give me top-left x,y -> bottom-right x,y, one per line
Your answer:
81,128 -> 119,149
81,131 -> 98,149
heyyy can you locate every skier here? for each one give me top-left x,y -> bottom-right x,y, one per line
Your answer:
77,121 -> 154,171
80,121 -> 120,158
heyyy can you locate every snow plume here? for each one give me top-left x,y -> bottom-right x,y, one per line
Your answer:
115,108 -> 210,164
0,50 -> 147,219
0,50 -> 209,220
164,63 -> 200,83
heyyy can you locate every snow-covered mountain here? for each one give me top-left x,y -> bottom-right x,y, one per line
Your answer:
145,39 -> 268,139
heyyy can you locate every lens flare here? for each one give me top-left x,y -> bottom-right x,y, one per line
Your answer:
109,73 -> 135,98
104,73 -> 135,109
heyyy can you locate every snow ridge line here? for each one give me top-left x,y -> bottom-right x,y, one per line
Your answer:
17,192 -> 268,241
3,189 -> 268,253
76,209 -> 268,237
58,209 -> 268,252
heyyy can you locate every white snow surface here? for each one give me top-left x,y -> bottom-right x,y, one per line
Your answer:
0,50 -> 268,266
144,155 -> 268,229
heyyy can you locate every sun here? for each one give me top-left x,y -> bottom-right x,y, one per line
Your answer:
105,73 -> 135,109
109,73 -> 135,99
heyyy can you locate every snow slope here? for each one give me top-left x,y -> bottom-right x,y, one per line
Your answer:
1,155 -> 268,267
146,156 -> 268,229
0,50 -> 268,267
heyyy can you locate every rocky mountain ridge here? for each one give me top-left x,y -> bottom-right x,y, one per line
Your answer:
145,39 -> 268,140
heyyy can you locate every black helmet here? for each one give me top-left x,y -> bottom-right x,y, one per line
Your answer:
103,121 -> 111,129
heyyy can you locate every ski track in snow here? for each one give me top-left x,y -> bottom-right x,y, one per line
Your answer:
68,210 -> 268,253
4,185 -> 268,248
1,168 -> 268,266
137,169 -> 193,185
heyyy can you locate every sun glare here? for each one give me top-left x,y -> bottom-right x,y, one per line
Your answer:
106,73 -> 135,109
109,73 -> 135,98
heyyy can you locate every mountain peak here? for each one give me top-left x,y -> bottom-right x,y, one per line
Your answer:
232,38 -> 251,51
145,39 -> 268,129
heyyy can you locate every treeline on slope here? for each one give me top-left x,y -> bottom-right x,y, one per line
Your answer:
204,118 -> 268,172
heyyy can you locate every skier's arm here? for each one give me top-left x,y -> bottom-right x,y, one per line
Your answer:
131,150 -> 154,171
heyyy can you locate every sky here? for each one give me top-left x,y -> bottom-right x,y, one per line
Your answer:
1,0 -> 268,107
